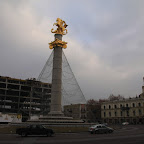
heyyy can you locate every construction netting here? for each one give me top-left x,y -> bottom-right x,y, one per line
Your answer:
37,50 -> 86,106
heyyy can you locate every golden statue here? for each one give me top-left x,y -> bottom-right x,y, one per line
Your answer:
49,18 -> 68,49
51,18 -> 68,35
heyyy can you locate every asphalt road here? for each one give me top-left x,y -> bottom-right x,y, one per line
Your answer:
0,125 -> 144,144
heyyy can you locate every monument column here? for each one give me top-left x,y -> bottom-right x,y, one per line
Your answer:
49,18 -> 68,116
50,34 -> 63,115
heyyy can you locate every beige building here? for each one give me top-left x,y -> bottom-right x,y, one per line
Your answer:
101,86 -> 144,124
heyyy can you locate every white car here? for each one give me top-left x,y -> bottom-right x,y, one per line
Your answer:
122,122 -> 129,125
89,124 -> 113,134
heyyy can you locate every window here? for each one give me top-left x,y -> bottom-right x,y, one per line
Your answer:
36,125 -> 44,129
115,111 -> 117,116
114,105 -> 117,109
139,109 -> 142,115
133,110 -> 135,116
104,105 -> 106,109
133,103 -> 135,107
104,112 -> 106,117
126,111 -> 129,116
109,112 -> 111,117
31,125 -> 36,129
109,105 -> 111,109
121,111 -> 123,116
138,103 -> 141,107
120,104 -> 122,108
126,104 -> 128,107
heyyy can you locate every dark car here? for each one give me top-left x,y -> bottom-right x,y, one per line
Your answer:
16,124 -> 54,137
89,124 -> 114,134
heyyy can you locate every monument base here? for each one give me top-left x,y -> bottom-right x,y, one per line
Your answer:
48,111 -> 64,117
28,114 -> 84,123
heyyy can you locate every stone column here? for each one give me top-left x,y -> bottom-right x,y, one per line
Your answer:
49,34 -> 63,116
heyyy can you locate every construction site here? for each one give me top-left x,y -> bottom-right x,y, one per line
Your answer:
0,76 -> 52,122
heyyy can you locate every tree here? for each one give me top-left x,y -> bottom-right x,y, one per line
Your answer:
87,99 -> 98,105
99,99 -> 108,103
86,99 -> 101,123
108,94 -> 124,101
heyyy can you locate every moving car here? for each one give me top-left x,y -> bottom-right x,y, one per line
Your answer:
16,124 -> 54,137
89,124 -> 114,134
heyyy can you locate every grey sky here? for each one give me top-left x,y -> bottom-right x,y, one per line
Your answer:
0,0 -> 144,100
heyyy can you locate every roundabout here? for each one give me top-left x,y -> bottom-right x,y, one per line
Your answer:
0,125 -> 144,144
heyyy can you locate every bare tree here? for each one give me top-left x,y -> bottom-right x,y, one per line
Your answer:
108,94 -> 124,101
86,99 -> 101,123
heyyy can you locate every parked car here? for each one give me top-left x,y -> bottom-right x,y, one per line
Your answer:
122,122 -> 129,125
16,124 -> 54,137
89,124 -> 114,134
102,123 -> 108,126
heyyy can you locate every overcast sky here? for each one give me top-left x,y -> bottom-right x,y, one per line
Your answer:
0,0 -> 144,100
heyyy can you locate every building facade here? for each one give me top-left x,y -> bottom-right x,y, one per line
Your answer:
101,93 -> 144,124
64,103 -> 101,123
64,104 -> 87,121
0,76 -> 51,121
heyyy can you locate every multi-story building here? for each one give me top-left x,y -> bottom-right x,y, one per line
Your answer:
0,76 -> 51,121
64,104 -> 87,121
101,85 -> 144,124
